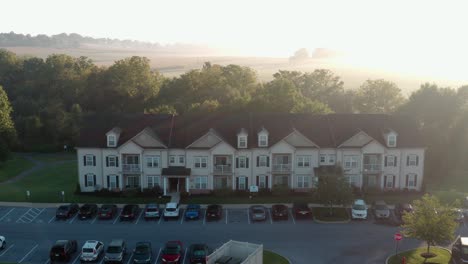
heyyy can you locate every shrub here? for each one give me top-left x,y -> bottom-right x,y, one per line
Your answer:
272,185 -> 291,196
213,188 -> 234,197
74,183 -> 81,194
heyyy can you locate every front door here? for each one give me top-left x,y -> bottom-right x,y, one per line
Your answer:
169,178 -> 178,192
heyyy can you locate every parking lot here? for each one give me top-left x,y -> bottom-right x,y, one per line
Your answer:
0,204 -> 452,264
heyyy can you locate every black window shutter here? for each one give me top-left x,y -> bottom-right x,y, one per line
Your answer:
256,176 -> 259,186
93,156 -> 96,166
267,157 -> 270,167
414,175 -> 417,187
405,175 -> 409,187
236,158 -> 239,168
256,156 -> 259,167
384,175 -> 387,187
246,158 -> 249,168
93,174 -> 96,186
384,156 -> 388,167
246,177 -> 248,188
394,157 -> 397,167
406,156 -> 409,166
85,175 -> 88,187
83,156 -> 86,166
107,176 -> 110,188
116,176 -> 120,188
236,177 -> 239,190
416,156 -> 419,166
106,157 -> 109,167
392,175 -> 396,188
116,157 -> 119,167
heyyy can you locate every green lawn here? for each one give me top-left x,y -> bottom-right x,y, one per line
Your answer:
0,155 -> 35,182
388,247 -> 451,264
29,152 -> 77,163
263,250 -> 289,264
313,207 -> 349,222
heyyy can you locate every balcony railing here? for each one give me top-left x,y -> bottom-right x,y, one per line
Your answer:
122,164 -> 141,173
272,164 -> 291,172
363,164 -> 381,172
213,164 -> 232,174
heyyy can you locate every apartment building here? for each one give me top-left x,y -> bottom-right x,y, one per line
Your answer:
76,113 -> 425,195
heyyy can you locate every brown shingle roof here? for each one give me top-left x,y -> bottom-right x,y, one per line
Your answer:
76,113 -> 424,149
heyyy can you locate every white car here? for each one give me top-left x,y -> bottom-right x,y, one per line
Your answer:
0,236 -> 5,249
163,203 -> 180,220
80,240 -> 104,262
351,199 -> 368,220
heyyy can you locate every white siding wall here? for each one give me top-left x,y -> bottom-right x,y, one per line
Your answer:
77,148 -> 103,192
400,148 -> 425,190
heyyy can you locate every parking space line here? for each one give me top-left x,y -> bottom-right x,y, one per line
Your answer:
268,208 -> 273,224
113,214 -> 120,225
183,248 -> 188,263
98,256 -> 104,264
135,210 -> 143,225
0,244 -> 14,257
16,209 -> 32,223
126,253 -> 134,264
180,209 -> 184,224
225,209 -> 228,224
71,252 -> 81,264
48,215 -> 56,223
91,215 -> 98,224
44,258 -> 50,264
69,213 -> 78,224
154,248 -> 161,264
158,215 -> 162,225
289,209 -> 296,224
247,209 -> 250,224
0,208 -> 15,221
18,244 -> 38,263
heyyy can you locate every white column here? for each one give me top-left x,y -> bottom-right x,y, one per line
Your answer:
186,177 -> 189,192
163,177 -> 167,195
232,174 -> 236,190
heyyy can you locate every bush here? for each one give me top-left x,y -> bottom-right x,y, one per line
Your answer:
74,182 -> 81,194
180,191 -> 190,200
213,188 -> 234,197
140,186 -> 163,197
272,185 -> 291,196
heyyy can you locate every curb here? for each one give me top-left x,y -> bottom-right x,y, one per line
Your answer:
264,249 -> 292,264
385,246 -> 451,264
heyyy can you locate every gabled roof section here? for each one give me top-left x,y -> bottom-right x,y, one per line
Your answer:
186,128 -> 224,149
106,127 -> 121,135
283,129 -> 319,148
131,127 -> 167,149
338,130 -> 374,148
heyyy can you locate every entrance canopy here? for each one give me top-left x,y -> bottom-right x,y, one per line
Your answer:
162,166 -> 191,176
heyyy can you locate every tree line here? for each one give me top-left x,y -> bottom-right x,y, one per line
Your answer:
0,48 -> 467,186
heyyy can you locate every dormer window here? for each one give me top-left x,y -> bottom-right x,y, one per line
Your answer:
387,134 -> 396,147
107,135 -> 116,147
238,135 -> 247,148
258,134 -> 268,147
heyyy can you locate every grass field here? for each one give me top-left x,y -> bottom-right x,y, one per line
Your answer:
388,247 -> 451,264
28,152 -> 77,163
263,250 -> 290,264
0,155 -> 35,182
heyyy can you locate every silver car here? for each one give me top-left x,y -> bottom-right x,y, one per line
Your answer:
373,200 -> 390,219
104,239 -> 126,263
250,205 -> 266,221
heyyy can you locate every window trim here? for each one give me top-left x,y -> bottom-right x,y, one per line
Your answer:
238,176 -> 247,190
107,156 -> 117,167
238,156 -> 247,168
387,135 -> 396,147
297,155 -> 311,168
178,156 -> 185,164
343,155 -> 359,169
107,135 -> 116,147
407,174 -> 417,188
85,173 -> 95,187
169,155 -> 176,165
258,155 -> 268,167
258,175 -> 267,188
145,155 -> 160,168
85,155 -> 94,166
407,155 -> 418,166
108,175 -> 118,189
258,134 -> 268,147
194,156 -> 208,169
238,135 -> 247,148
296,175 -> 310,188
319,154 -> 326,163
147,175 -> 160,188
328,154 -> 336,164
194,176 -> 208,189
386,155 -> 396,167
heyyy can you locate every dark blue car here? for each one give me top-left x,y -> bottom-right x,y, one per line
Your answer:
185,204 -> 201,220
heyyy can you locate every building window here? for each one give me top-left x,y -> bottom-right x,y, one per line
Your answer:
238,135 -> 247,148
274,175 -> 289,187
328,155 -> 336,164
145,156 -> 160,168
169,155 -> 176,165
258,134 -> 268,147
84,155 -> 95,166
106,156 -> 118,167
297,156 -> 311,168
194,156 -> 208,168
237,156 -> 248,168
147,175 -> 160,188
406,174 -> 417,188
319,155 -> 326,163
407,155 -> 418,166
107,135 -> 116,147
194,176 -> 208,189
387,135 -> 396,147
296,175 -> 310,188
108,175 -> 118,189
385,156 -> 397,167
258,175 -> 267,188
178,156 -> 185,164
344,156 -> 359,169
238,176 -> 247,190
126,176 -> 140,188
257,155 -> 268,167
384,175 -> 395,188
345,175 -> 359,187
85,173 -> 95,187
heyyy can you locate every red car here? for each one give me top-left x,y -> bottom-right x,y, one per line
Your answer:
161,241 -> 184,264
98,204 -> 117,219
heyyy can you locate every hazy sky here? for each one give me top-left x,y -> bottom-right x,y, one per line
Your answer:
2,0 -> 468,79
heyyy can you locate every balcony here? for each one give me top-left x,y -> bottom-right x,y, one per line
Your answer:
122,164 -> 141,173
213,164 -> 232,175
272,164 -> 291,173
363,164 -> 381,173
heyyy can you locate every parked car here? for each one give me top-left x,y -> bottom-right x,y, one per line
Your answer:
188,243 -> 211,264
185,204 -> 201,220
373,200 -> 390,219
49,240 -> 77,262
293,203 -> 312,219
0,236 -> 5,249
395,203 -> 413,219
452,236 -> 468,263
99,204 -> 118,220
104,239 -> 126,264
56,203 -> 79,220
163,203 -> 180,220
161,241 -> 184,264
132,241 -> 152,264
79,204 -> 98,220
80,240 -> 104,262
271,204 -> 289,221
249,205 -> 267,221
120,204 -> 139,221
144,204 -> 160,220
206,204 -> 223,221
351,199 -> 368,220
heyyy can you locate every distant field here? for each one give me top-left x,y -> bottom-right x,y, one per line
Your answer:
4,46 -> 467,95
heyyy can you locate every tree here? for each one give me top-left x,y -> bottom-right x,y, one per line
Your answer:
354,79 -> 405,113
289,48 -> 309,63
315,166 -> 354,216
402,194 -> 458,256
0,85 -> 16,161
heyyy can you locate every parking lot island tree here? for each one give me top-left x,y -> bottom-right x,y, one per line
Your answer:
315,166 -> 354,217
401,194 -> 458,257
